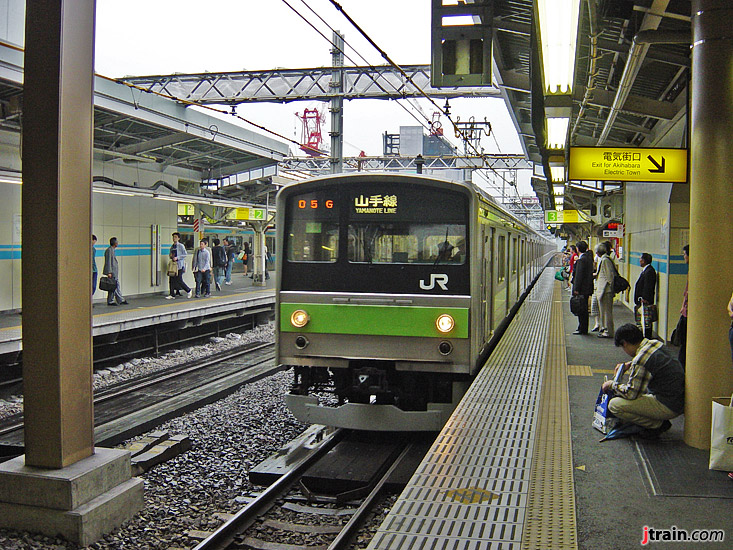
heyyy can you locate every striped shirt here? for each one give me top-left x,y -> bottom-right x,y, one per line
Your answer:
611,337 -> 685,413
612,338 -> 661,400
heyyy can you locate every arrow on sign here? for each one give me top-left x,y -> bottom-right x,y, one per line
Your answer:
647,155 -> 666,173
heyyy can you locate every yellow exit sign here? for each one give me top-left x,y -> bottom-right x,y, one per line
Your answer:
569,147 -> 687,183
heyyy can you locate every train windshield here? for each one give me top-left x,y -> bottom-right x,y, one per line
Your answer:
348,223 -> 466,264
285,190 -> 339,262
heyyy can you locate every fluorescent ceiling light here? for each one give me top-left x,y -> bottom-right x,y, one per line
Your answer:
550,165 -> 565,183
547,117 -> 570,150
538,0 -> 580,94
93,188 -> 136,197
442,15 -> 480,26
553,185 -> 565,196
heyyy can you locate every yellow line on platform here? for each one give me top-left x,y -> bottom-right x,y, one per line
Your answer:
522,284 -> 578,550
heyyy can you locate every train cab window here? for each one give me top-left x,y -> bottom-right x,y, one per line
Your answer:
285,191 -> 339,262
347,223 -> 466,264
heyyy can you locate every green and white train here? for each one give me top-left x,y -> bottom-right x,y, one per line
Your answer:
276,173 -> 553,431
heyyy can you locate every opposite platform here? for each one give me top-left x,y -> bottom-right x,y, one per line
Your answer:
0,276 -> 275,356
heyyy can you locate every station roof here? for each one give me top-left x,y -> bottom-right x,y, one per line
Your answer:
0,42 -> 289,184
489,0 -> 690,211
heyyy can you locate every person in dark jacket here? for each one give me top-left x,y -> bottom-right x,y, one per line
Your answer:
103,237 -> 128,306
634,253 -> 657,338
571,240 -> 594,334
602,323 -> 685,439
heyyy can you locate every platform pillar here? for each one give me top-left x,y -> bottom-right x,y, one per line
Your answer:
685,0 -> 733,448
22,0 -> 95,469
249,221 -> 267,287
1,1 -> 144,544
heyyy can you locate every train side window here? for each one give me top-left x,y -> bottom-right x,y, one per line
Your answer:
512,237 -> 517,274
497,235 -> 506,282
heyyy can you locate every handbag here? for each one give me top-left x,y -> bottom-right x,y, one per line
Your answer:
590,294 -> 599,317
555,269 -> 565,282
635,303 -> 657,331
611,261 -> 630,294
166,259 -> 178,277
99,275 -> 116,292
570,295 -> 585,316
709,396 -> 733,471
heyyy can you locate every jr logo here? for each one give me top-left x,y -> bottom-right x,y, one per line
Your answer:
420,274 -> 448,291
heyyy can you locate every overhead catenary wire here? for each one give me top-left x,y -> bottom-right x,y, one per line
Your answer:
282,0 -> 434,134
326,0 -> 516,189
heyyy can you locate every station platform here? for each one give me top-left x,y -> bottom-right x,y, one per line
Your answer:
368,269 -> 732,550
0,273 -> 275,357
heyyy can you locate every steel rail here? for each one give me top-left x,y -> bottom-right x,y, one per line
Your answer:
327,443 -> 413,550
0,342 -> 274,439
193,428 -> 346,550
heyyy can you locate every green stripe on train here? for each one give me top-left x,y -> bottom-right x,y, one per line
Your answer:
280,303 -> 469,338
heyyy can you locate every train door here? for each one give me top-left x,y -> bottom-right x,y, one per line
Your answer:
482,226 -> 493,338
494,229 -> 508,324
519,239 -> 525,292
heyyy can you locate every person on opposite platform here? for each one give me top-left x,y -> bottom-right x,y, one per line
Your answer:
168,232 -> 193,299
602,323 -> 685,439
192,238 -> 212,298
572,240 -> 594,335
211,238 -> 228,291
223,238 -> 236,285
103,237 -> 128,306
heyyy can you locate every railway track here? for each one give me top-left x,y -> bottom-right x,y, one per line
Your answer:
0,342 -> 280,455
194,428 -> 415,550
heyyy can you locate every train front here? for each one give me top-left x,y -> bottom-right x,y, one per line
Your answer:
276,174 -> 473,431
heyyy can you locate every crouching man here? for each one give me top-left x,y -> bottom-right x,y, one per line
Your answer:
601,323 -> 685,439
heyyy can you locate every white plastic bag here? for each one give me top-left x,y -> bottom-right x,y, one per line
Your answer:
709,396 -> 733,471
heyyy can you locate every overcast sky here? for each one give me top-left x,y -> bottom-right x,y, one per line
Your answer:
94,0 -> 532,196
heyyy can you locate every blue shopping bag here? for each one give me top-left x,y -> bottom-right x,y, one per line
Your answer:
592,367 -> 626,434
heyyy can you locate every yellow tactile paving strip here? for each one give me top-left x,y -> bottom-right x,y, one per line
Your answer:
521,283 -> 578,550
568,365 -> 593,377
368,269 -> 557,550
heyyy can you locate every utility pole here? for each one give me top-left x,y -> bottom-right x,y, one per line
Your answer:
330,31 -> 344,174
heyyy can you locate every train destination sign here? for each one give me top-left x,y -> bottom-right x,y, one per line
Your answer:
544,210 -> 590,224
568,147 -> 688,183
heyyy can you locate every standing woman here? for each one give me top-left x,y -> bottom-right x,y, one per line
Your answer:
594,243 -> 615,338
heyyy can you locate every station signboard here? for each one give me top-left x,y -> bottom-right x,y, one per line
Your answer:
544,210 -> 591,224
569,147 -> 687,183
226,207 -> 266,221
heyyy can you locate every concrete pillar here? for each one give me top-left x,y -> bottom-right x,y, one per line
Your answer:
250,221 -> 267,287
0,3 -> 144,544
21,0 -> 95,469
685,0 -> 733,448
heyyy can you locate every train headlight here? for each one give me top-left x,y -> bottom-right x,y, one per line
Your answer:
436,314 -> 455,333
290,309 -> 310,328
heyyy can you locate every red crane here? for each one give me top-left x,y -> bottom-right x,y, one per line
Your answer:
296,108 -> 326,156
